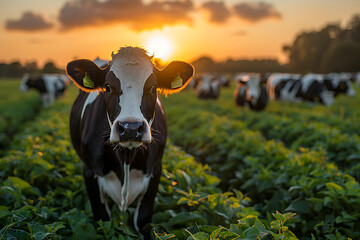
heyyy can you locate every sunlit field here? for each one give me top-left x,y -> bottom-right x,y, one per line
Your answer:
1,78 -> 360,239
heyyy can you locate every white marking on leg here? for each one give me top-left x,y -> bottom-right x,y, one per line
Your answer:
133,174 -> 151,239
97,171 -> 122,216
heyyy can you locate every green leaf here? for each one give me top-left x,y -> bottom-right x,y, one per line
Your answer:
210,227 -> 223,240
168,212 -> 207,227
285,200 -> 310,214
187,232 -> 209,240
283,230 -> 298,240
0,206 -> 10,219
31,224 -> 51,240
326,182 -> 345,194
73,223 -> 97,240
6,177 -> 31,190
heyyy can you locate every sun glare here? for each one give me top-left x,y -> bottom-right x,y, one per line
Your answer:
145,35 -> 173,61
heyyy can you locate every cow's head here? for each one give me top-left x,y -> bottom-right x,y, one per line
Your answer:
196,74 -> 220,97
19,74 -> 31,91
237,74 -> 263,104
67,47 -> 194,149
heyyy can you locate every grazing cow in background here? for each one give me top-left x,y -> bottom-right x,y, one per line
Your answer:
187,75 -> 201,89
266,73 -> 335,106
234,73 -> 268,111
67,46 -> 194,239
19,73 -> 69,107
297,73 -> 335,106
266,73 -> 301,101
196,73 -> 220,99
219,74 -> 230,87
324,73 -> 355,97
93,57 -> 109,68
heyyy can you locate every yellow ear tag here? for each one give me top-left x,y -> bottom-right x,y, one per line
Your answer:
171,74 -> 183,89
83,73 -> 94,88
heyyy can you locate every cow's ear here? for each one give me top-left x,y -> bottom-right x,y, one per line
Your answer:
66,59 -> 108,92
155,61 -> 194,95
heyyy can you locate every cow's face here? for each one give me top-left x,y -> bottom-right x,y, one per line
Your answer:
238,74 -> 262,104
67,47 -> 194,149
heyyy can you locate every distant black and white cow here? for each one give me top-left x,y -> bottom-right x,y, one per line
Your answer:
19,74 -> 69,107
324,73 -> 355,97
66,47 -> 194,239
267,73 -> 335,106
266,73 -> 301,101
219,74 -> 230,87
93,57 -> 109,68
234,73 -> 268,111
196,73 -> 220,99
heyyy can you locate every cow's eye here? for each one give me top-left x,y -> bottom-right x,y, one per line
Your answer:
150,86 -> 157,94
105,84 -> 111,92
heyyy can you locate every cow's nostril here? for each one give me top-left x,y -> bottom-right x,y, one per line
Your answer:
116,123 -> 125,136
137,123 -> 144,134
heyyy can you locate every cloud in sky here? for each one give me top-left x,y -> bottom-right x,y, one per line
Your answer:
201,1 -> 231,24
4,1 -> 282,33
233,2 -> 282,23
58,0 -> 194,31
5,11 -> 54,32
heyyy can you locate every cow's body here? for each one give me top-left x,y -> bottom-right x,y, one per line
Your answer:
196,73 -> 220,99
234,73 -> 268,111
67,47 -> 194,239
266,73 -> 335,106
70,91 -> 166,232
19,74 -> 69,106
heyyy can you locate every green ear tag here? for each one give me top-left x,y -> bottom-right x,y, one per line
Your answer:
83,73 -> 94,88
171,74 -> 183,89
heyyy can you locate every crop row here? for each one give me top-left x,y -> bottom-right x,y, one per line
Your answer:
163,103 -> 360,239
163,86 -> 360,180
0,80 -> 42,156
0,85 -> 297,239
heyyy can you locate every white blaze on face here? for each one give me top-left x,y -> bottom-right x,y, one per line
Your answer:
108,48 -> 154,147
198,74 -> 213,93
19,74 -> 30,91
245,75 -> 261,104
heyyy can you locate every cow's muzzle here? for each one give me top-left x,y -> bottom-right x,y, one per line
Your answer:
116,121 -> 145,142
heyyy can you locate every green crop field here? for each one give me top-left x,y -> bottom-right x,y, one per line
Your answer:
1,78 -> 359,240
162,81 -> 360,239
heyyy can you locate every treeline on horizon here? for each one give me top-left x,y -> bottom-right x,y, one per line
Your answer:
193,14 -> 360,75
0,60 -> 64,78
1,14 -> 360,78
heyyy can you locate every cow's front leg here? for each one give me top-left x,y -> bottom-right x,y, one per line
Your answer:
134,168 -> 161,240
83,165 -> 110,221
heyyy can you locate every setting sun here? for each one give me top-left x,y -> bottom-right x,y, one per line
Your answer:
145,35 -> 173,61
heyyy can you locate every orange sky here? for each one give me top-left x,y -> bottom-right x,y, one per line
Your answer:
0,0 -> 359,68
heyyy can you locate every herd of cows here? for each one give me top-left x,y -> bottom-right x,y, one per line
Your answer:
16,47 -> 360,239
192,71 -> 358,111
19,60 -> 359,111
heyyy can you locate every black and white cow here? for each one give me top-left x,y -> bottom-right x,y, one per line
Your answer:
266,73 -> 301,101
19,73 -> 69,107
66,47 -> 194,239
196,73 -> 220,99
234,73 -> 268,111
324,73 -> 355,97
267,73 -> 335,106
219,74 -> 230,87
